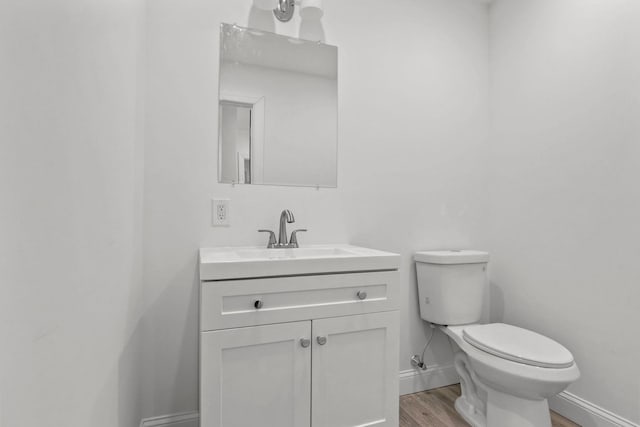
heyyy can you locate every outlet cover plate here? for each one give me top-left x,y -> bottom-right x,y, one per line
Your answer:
212,199 -> 230,227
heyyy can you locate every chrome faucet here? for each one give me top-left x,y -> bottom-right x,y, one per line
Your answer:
257,209 -> 307,248
278,209 -> 295,246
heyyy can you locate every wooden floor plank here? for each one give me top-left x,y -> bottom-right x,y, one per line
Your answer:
399,384 -> 580,427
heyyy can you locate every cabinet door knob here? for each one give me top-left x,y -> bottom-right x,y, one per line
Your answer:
357,291 -> 367,300
316,336 -> 327,345
253,299 -> 263,309
300,338 -> 311,348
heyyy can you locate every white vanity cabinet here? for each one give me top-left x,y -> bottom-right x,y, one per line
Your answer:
310,311 -> 399,427
201,321 -> 312,427
199,246 -> 400,427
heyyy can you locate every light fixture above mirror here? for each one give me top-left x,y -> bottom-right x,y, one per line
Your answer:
253,0 -> 324,23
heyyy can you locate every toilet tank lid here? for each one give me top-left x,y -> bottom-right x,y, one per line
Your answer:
414,250 -> 489,264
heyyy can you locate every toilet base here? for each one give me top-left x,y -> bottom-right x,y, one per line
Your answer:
455,395 -> 487,427
453,349 -> 553,427
485,387 -> 551,427
455,382 -> 553,427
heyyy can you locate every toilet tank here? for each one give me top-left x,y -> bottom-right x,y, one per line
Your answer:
414,250 -> 489,325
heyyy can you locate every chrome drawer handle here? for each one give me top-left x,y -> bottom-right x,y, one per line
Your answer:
300,338 -> 311,348
316,336 -> 327,345
357,291 -> 367,300
253,299 -> 263,309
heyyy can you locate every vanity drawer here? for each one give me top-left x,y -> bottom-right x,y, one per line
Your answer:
200,271 -> 399,331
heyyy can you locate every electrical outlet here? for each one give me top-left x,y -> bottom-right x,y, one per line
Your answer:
212,199 -> 230,227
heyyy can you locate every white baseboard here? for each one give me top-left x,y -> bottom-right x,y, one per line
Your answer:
550,391 -> 639,427
399,364 -> 460,396
139,411 -> 199,427
140,373 -> 639,427
399,366 -> 640,427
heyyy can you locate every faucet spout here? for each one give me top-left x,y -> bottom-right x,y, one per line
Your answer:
278,209 -> 295,246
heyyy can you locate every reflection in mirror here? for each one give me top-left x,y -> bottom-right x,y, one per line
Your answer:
218,23 -> 338,187
219,101 -> 255,184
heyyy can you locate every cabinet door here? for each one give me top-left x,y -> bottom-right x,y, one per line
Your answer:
311,312 -> 399,427
201,321 -> 311,427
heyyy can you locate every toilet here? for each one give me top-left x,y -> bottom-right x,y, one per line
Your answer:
414,250 -> 580,427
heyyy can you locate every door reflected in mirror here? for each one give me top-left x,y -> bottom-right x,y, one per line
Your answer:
218,23 -> 338,188
219,101 -> 253,184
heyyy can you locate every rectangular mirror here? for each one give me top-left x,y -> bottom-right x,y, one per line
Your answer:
218,23 -> 338,188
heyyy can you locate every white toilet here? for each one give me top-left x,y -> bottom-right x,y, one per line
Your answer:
414,250 -> 580,427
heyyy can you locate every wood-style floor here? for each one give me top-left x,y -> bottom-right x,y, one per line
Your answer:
400,384 -> 580,427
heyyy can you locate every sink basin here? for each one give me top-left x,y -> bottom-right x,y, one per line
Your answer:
234,247 -> 355,260
200,244 -> 400,281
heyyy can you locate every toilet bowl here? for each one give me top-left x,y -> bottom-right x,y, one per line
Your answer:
443,323 -> 579,427
414,250 -> 580,427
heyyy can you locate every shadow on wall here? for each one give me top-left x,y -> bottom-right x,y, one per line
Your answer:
86,319 -> 143,427
118,325 -> 143,427
248,6 -> 275,33
141,261 -> 200,420
489,282 -> 504,323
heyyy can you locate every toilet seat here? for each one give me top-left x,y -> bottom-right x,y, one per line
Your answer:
462,323 -> 574,369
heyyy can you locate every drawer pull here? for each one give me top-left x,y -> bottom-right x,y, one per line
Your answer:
253,299 -> 264,309
357,291 -> 367,300
300,338 -> 311,348
317,336 -> 327,345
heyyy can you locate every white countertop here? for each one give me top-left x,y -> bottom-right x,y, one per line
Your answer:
199,244 -> 401,281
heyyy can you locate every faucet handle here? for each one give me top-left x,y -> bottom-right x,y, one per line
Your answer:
289,229 -> 307,248
258,230 -> 277,248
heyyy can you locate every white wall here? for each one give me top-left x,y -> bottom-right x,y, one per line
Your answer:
488,0 -> 640,423
0,0 -> 144,426
143,0 -> 489,419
